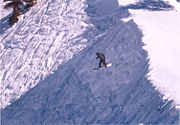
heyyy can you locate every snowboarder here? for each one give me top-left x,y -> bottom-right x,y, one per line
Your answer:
96,52 -> 107,68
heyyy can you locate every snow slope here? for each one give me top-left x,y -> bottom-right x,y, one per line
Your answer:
130,10 -> 180,105
1,0 -> 179,124
0,0 -> 90,109
118,0 -> 180,105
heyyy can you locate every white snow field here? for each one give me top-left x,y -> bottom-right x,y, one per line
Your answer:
118,0 -> 180,106
0,0 -> 91,109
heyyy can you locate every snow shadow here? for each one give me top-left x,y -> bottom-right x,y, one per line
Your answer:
121,0 -> 173,11
0,14 -> 12,34
1,0 -> 179,124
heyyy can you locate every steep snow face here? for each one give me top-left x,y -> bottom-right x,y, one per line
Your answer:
118,0 -> 180,105
129,10 -> 180,105
0,0 -> 90,109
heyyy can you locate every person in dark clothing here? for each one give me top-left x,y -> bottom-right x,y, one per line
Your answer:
96,52 -> 107,68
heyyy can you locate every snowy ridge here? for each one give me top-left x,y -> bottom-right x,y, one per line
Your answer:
129,10 -> 180,105
118,0 -> 180,105
0,0 -> 90,109
1,0 -> 179,124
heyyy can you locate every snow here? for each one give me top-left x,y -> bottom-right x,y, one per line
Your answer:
0,0 -> 90,109
130,10 -> 180,105
1,0 -> 179,124
118,0 -> 139,6
119,0 -> 180,105
163,0 -> 180,11
117,0 -> 180,11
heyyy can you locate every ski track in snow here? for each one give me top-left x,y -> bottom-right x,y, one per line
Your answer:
0,0 -> 91,109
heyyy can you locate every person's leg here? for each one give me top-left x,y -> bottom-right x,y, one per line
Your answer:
102,60 -> 107,67
99,60 -> 102,68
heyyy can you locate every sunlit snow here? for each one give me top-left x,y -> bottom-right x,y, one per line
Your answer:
131,10 -> 180,105
118,0 -> 180,105
117,0 -> 139,6
0,0 -> 90,109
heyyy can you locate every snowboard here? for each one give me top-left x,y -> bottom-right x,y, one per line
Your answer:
94,63 -> 112,71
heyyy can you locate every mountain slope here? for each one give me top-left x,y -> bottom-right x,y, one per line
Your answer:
0,0 -> 90,109
1,0 -> 179,124
118,0 -> 180,105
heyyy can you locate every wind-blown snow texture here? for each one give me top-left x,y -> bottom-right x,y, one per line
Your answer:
1,0 -> 179,124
